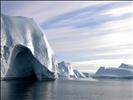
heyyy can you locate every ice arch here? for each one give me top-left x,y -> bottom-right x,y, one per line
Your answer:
4,44 -> 55,80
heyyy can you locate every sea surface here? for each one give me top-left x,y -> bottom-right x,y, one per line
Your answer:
1,78 -> 133,100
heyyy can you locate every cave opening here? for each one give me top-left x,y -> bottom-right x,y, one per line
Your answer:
5,45 -> 38,80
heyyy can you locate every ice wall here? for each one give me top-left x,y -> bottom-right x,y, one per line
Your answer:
1,14 -> 57,80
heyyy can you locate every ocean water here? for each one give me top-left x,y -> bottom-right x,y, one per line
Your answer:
1,79 -> 133,100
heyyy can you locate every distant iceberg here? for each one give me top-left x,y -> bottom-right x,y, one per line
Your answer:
94,63 -> 133,79
57,61 -> 85,78
57,61 -> 76,78
119,63 -> 133,70
73,69 -> 85,78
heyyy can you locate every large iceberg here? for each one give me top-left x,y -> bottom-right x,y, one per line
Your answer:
94,63 -> 133,78
1,14 -> 57,80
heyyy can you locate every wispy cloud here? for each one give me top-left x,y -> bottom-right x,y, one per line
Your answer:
41,2 -> 130,29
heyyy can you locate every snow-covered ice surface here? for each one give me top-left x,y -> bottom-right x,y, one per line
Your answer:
1,14 -> 57,80
94,63 -> 133,78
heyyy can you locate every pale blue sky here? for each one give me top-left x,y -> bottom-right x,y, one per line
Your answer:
1,1 -> 133,72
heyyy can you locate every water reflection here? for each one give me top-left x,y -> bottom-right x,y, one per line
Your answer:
32,81 -> 56,100
1,80 -> 57,100
2,80 -> 34,100
1,79 -> 133,100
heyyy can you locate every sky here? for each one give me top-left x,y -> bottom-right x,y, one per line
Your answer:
1,1 -> 133,72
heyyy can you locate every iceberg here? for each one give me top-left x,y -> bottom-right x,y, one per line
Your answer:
57,61 -> 86,78
57,61 -> 76,78
82,72 -> 90,77
1,14 -> 57,80
82,72 -> 95,78
94,63 -> 133,79
119,63 -> 133,70
73,69 -> 85,78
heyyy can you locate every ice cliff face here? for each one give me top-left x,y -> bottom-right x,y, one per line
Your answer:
94,63 -> 133,78
1,14 -> 57,80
